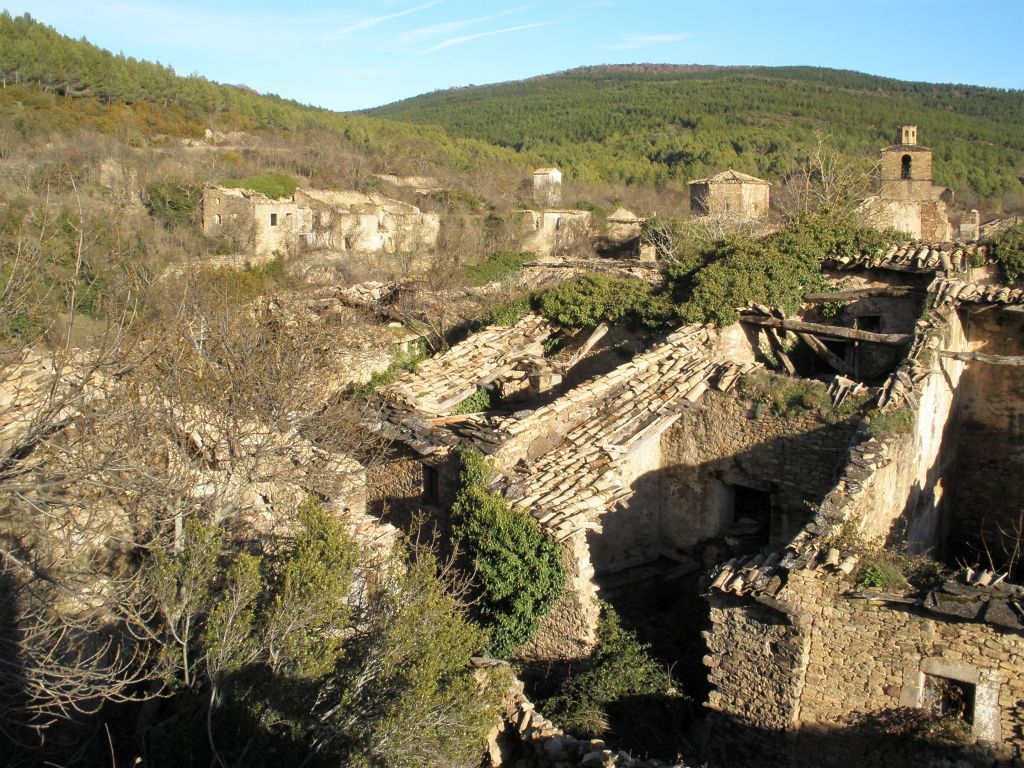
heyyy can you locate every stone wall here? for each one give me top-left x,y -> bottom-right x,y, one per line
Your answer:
522,531 -> 600,663
660,386 -> 860,551
949,310 -> 1024,575
706,569 -> 1024,767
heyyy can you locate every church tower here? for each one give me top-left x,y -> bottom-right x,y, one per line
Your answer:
879,125 -> 936,201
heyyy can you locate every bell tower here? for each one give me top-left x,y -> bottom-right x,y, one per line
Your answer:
880,125 -> 934,200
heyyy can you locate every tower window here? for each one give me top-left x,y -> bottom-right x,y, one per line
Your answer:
901,154 -> 912,180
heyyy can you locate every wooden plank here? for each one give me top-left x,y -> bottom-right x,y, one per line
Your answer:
939,350 -> 1024,367
740,314 -> 912,346
803,287 -> 924,302
765,329 -> 797,376
798,332 -> 856,377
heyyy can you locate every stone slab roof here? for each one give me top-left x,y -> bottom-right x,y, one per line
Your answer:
383,314 -> 555,417
829,242 -> 985,274
689,169 -> 770,186
501,325 -> 756,541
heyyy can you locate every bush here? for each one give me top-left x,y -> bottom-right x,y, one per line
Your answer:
452,387 -> 494,414
867,407 -> 915,438
991,223 -> 1024,283
534,274 -> 673,328
478,295 -> 531,327
221,173 -> 297,200
740,370 -> 865,423
673,214 -> 898,325
543,603 -> 681,740
461,250 -> 533,286
451,447 -> 565,658
354,344 -> 427,397
196,256 -> 288,303
144,180 -> 201,227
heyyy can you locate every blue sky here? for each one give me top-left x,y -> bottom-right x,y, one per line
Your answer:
9,1 -> 1024,111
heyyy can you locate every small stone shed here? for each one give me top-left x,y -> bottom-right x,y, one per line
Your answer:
689,169 -> 770,220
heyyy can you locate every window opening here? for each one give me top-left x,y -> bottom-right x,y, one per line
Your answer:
901,154 -> 912,180
922,675 -> 975,725
270,213 -> 278,226
423,465 -> 440,505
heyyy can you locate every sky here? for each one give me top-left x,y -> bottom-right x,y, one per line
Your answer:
8,1 -> 1024,111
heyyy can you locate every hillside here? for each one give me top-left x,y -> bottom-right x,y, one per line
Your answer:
0,12 -> 536,180
369,64 -> 1024,201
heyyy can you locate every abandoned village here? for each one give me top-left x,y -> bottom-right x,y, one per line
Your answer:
168,125 -> 1024,765
3,25 -> 1024,762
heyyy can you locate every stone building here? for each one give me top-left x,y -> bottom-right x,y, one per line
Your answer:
202,185 -> 439,257
518,208 -> 592,259
702,245 -> 1024,767
689,169 -> 770,220
532,167 -> 563,207
203,185 -> 301,257
859,125 -> 953,242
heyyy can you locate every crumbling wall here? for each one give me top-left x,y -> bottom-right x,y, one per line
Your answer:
659,388 -> 859,551
704,593 -> 810,732
790,569 -> 1024,762
521,531 -> 600,662
949,310 -> 1024,574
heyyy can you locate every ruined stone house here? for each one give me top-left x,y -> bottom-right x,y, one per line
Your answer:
518,208 -> 592,259
859,125 -> 954,242
532,167 -> 563,207
202,184 -> 440,257
689,169 -> 771,221
702,246 -> 1024,766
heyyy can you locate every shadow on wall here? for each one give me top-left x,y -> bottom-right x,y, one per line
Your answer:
694,708 -> 1017,768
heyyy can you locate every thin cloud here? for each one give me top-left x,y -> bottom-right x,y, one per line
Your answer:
325,0 -> 444,40
606,32 -> 691,50
397,5 -> 536,45
424,19 -> 556,52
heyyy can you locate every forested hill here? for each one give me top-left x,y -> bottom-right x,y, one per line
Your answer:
0,12 -> 530,175
369,65 -> 1024,199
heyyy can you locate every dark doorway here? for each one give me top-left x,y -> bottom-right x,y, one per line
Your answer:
422,464 -> 439,505
901,154 -> 912,180
727,484 -> 772,549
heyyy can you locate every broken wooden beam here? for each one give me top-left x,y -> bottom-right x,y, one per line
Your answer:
765,329 -> 797,376
803,287 -> 924,302
739,315 -> 912,346
939,350 -> 1024,367
798,332 -> 856,377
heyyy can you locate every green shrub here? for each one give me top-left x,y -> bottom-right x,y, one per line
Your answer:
144,180 -> 201,227
354,344 -> 427,397
991,223 -> 1024,283
478,295 -> 531,327
543,603 -> 680,740
460,250 -> 533,286
221,173 -> 297,200
451,447 -> 565,658
534,274 -> 673,328
857,561 -> 907,590
867,407 -> 915,438
740,370 -> 863,423
673,214 -> 898,325
197,256 -> 287,302
452,387 -> 494,414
